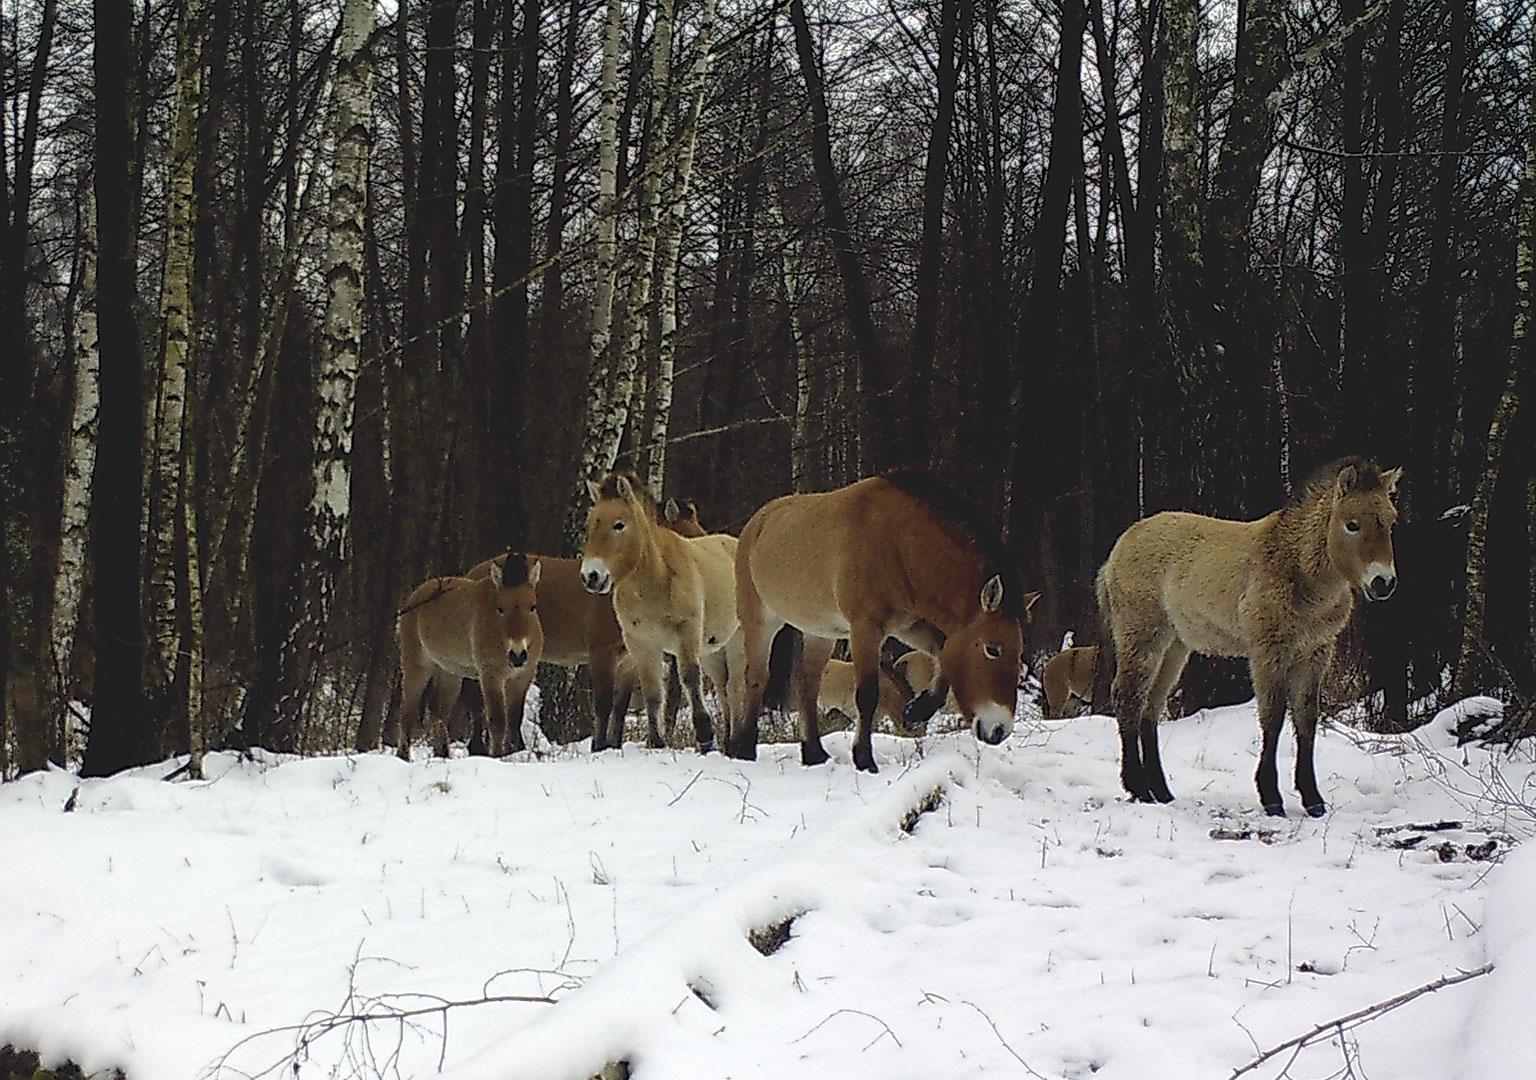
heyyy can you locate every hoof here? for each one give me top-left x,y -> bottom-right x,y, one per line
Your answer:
697,740 -> 716,755
1304,801 -> 1327,818
1263,802 -> 1287,818
726,740 -> 757,762
801,740 -> 830,767
1151,786 -> 1176,804
647,735 -> 665,750
852,745 -> 879,774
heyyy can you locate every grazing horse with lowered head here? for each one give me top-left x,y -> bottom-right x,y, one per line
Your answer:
1098,457 -> 1401,816
395,555 -> 543,758
734,470 -> 1039,772
580,472 -> 743,752
1042,645 -> 1100,719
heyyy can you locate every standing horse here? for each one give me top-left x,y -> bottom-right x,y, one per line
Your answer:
465,497 -> 716,752
663,498 -> 706,537
1097,458 -> 1401,816
734,470 -> 1038,772
580,472 -> 743,752
395,555 -> 543,758
1042,645 -> 1100,718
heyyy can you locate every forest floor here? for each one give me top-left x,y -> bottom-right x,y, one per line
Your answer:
1,696 -> 1532,1080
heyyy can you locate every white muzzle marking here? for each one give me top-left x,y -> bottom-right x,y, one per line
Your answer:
579,557 -> 612,595
972,702 -> 1014,746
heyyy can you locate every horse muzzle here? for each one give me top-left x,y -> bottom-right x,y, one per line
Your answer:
508,646 -> 530,668
972,703 -> 1013,746
579,559 -> 612,595
1363,565 -> 1398,602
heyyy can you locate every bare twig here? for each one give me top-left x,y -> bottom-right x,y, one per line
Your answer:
1228,964 -> 1494,1079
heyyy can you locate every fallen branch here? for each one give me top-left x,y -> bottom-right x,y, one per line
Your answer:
1229,963 -> 1494,1079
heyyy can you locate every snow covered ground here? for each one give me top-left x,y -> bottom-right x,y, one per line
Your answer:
1,698 -> 1532,1080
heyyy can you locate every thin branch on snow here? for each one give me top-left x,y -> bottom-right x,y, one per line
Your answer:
1227,964 -> 1495,1079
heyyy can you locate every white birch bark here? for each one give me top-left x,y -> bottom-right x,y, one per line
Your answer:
763,179 -> 812,492
47,191 -> 100,750
644,0 -> 718,494
272,0 -> 374,740
149,0 -> 204,687
564,0 -> 628,547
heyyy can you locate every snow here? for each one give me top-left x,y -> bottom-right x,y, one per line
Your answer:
1,699 -> 1532,1080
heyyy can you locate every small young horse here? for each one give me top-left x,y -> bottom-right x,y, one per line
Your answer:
580,472 -> 743,752
396,555 -> 543,758
818,658 -> 911,729
466,552 -> 634,750
1098,458 -> 1401,816
1042,645 -> 1100,719
734,470 -> 1038,772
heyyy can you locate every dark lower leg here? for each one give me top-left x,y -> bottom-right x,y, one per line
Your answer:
681,661 -> 715,753
1139,719 -> 1174,802
1118,719 -> 1152,801
1255,721 -> 1285,815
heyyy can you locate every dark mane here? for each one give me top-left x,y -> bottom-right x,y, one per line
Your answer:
881,468 -> 1028,620
598,470 -> 660,516
497,551 -> 533,587
1289,456 -> 1388,509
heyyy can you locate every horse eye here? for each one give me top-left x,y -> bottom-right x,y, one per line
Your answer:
497,606 -> 505,615
984,644 -> 1002,661
529,604 -> 537,613
613,520 -> 626,532
1345,520 -> 1361,534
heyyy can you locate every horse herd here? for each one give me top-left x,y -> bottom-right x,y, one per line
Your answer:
395,457 -> 1402,818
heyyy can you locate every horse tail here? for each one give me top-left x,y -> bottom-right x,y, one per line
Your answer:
763,625 -> 802,713
1093,564 -> 1117,713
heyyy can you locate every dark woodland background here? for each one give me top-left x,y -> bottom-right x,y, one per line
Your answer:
1,0 -> 1532,778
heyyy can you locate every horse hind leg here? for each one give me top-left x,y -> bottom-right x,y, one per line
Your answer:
1138,641 -> 1190,804
701,649 -> 732,747
395,665 -> 432,763
1111,628 -> 1171,803
796,634 -> 836,767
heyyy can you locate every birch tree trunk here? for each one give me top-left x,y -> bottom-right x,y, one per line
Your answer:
46,191 -> 100,764
565,0 -> 635,547
645,0 -> 719,493
268,0 -> 373,748
149,0 -> 204,722
1454,48 -> 1531,699
764,181 -> 812,493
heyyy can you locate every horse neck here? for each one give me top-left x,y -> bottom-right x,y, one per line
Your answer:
623,514 -> 672,586
906,529 -> 985,635
1274,495 -> 1345,600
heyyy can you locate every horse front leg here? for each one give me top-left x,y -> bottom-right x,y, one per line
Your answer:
1250,662 -> 1290,816
894,622 -> 949,733
1289,654 -> 1329,817
479,670 -> 511,757
505,669 -> 534,754
676,640 -> 716,754
634,649 -> 668,751
849,622 -> 884,773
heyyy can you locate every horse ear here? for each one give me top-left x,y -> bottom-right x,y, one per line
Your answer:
527,559 -> 541,588
1023,590 -> 1042,615
585,478 -> 602,504
615,474 -> 635,502
979,574 -> 1005,613
1336,463 -> 1360,497
664,497 -> 681,523
489,559 -> 505,587
1382,466 -> 1403,495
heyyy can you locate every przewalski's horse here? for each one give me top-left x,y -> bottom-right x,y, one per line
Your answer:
663,498 -> 706,537
1098,457 -> 1401,816
818,659 -> 911,729
465,498 -> 716,752
1042,645 -> 1100,719
580,472 -> 743,753
466,552 -> 634,751
395,554 -> 543,759
734,470 -> 1039,772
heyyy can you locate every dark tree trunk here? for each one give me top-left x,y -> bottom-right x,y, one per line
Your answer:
465,0 -> 495,552
82,0 -> 152,778
910,0 -> 968,456
788,0 -> 899,469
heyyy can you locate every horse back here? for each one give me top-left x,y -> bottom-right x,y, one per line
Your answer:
401,576 -> 491,674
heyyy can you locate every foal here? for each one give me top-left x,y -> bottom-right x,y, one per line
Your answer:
396,555 -> 543,758
1098,458 -> 1401,816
